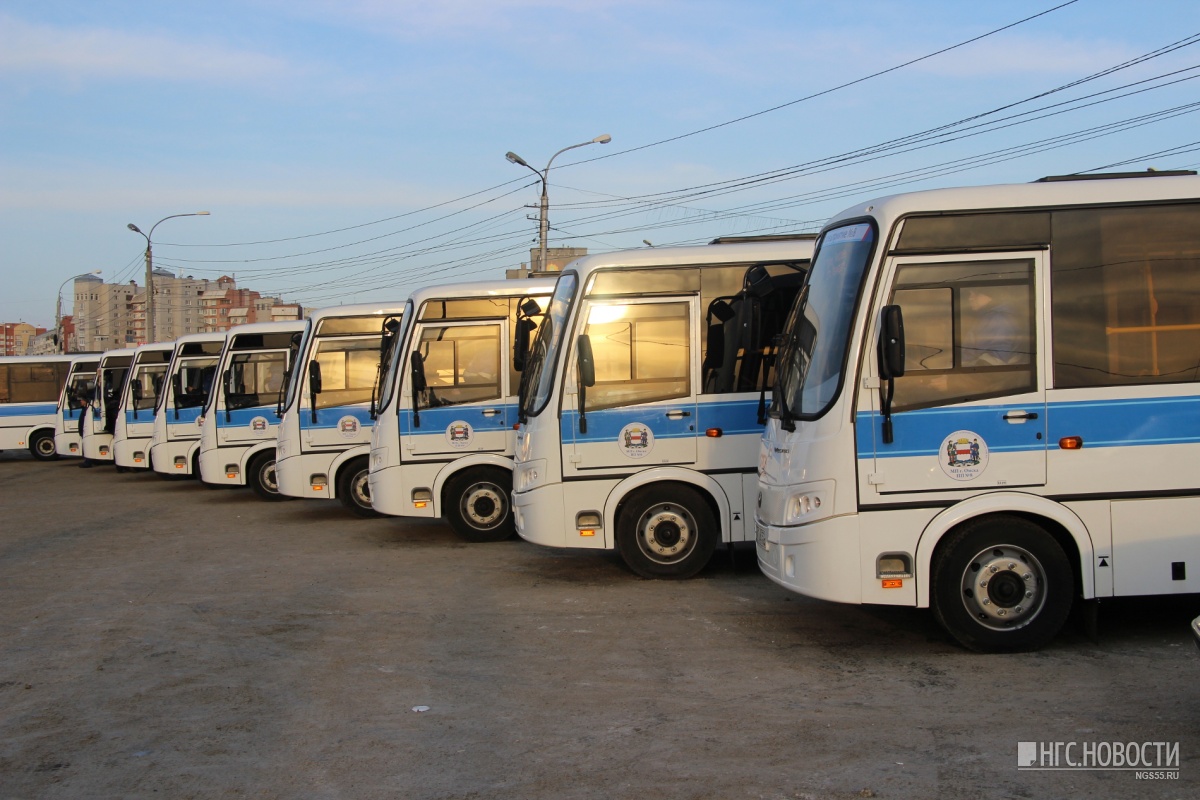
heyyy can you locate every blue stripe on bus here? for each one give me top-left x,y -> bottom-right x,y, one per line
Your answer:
561,397 -> 766,442
398,403 -> 516,436
0,403 -> 57,417
856,395 -> 1200,459
300,405 -> 374,431
170,407 -> 203,424
216,407 -> 280,428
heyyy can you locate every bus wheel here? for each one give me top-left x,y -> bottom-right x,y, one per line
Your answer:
617,485 -> 717,579
931,515 -> 1074,653
338,458 -> 378,518
30,430 -> 58,461
444,467 -> 513,543
248,451 -> 286,501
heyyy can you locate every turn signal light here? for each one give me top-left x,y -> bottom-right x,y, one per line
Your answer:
1059,436 -> 1084,450
706,428 -> 723,438
412,488 -> 432,508
882,579 -> 904,589
576,511 -> 601,537
310,474 -> 328,491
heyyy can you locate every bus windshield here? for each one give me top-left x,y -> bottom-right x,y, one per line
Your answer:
775,221 -> 876,422
520,272 -> 578,419
282,319 -> 313,412
376,303 -> 413,415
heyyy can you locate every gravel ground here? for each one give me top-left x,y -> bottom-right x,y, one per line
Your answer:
1,453 -> 1197,799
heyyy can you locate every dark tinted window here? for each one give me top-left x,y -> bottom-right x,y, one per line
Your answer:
1051,204 -> 1200,387
316,316 -> 387,336
896,212 -> 1050,253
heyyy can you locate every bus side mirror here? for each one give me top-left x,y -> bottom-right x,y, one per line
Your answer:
308,361 -> 323,394
513,318 -> 536,372
577,335 -> 595,388
878,305 -> 906,380
878,304 -> 905,445
410,352 -> 427,393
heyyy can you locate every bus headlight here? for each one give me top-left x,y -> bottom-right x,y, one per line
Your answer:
784,481 -> 833,525
514,459 -> 545,493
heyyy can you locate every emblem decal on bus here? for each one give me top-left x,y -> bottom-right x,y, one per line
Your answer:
618,423 -> 654,459
939,430 -> 989,481
250,415 -> 270,434
338,415 -> 361,440
447,421 -> 473,448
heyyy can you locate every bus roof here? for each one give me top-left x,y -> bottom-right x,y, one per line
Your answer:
224,319 -> 307,339
406,278 -> 556,306
560,239 -> 816,276
171,331 -> 229,347
306,301 -> 407,323
826,173 -> 1200,232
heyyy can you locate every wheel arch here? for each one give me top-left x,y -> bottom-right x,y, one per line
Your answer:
604,468 -> 731,550
327,445 -> 371,500
433,453 -> 515,516
914,492 -> 1095,608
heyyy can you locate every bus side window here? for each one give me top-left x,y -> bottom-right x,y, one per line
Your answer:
582,301 -> 690,411
889,259 -> 1036,412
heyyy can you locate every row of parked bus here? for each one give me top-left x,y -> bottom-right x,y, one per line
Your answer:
5,172 -> 1200,653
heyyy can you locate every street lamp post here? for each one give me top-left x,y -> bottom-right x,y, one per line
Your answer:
56,270 -> 102,353
127,212 -> 210,343
506,134 -> 611,271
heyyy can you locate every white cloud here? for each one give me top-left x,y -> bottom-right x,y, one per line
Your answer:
0,13 -> 298,86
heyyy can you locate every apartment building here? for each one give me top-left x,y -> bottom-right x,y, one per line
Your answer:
0,322 -> 46,355
71,273 -> 302,351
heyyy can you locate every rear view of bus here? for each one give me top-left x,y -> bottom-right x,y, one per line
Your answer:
113,342 -> 174,470
150,332 -> 226,477
275,303 -> 406,513
512,239 -> 813,578
198,320 -> 305,490
54,356 -> 99,458
0,355 -> 73,460
756,172 -> 1200,652
369,279 -> 554,540
82,350 -> 134,464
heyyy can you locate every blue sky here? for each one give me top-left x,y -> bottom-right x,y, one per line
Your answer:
2,0 -> 1199,328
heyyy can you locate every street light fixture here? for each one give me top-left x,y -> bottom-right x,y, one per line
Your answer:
128,212 -> 210,343
506,134 -> 611,271
56,270 -> 102,353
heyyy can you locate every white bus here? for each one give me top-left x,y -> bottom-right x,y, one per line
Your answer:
82,349 -> 134,463
113,342 -> 175,470
755,171 -> 1200,652
149,332 -> 227,477
54,356 -> 100,457
275,302 -> 407,511
198,320 -> 306,490
0,355 -> 74,460
511,239 -> 814,577
369,279 -> 555,539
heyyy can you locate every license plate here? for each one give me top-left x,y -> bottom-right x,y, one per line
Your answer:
755,522 -> 769,549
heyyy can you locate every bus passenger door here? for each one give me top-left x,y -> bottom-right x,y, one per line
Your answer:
219,350 -> 290,446
861,252 -> 1048,497
403,321 -> 508,457
566,297 -> 698,472
302,337 -> 378,450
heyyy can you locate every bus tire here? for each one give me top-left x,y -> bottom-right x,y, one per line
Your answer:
616,484 -> 718,579
30,430 -> 58,461
931,514 -> 1074,653
444,467 -> 513,543
337,458 -> 378,518
248,451 -> 287,501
